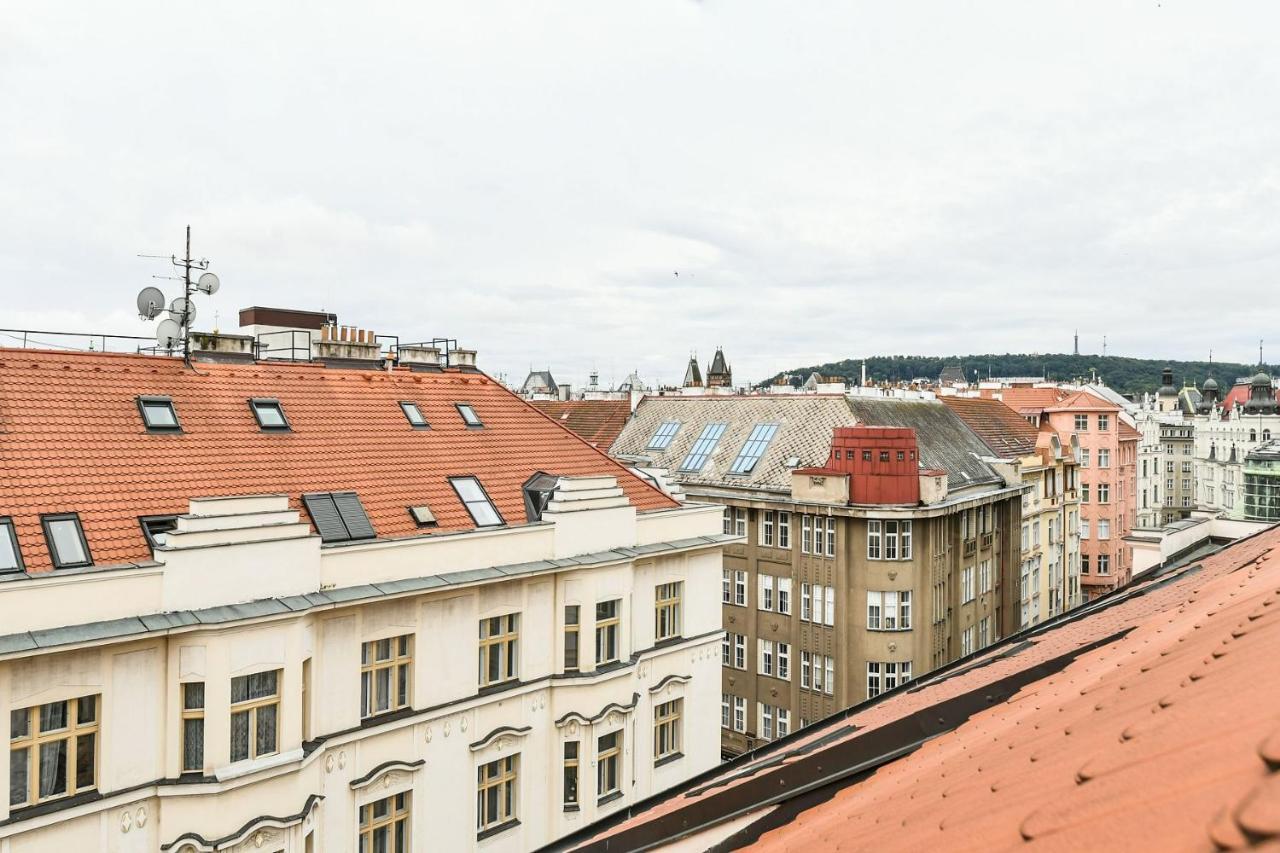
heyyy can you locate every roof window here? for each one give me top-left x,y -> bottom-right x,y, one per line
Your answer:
408,505 -> 438,527
139,515 -> 178,549
728,423 -> 779,475
647,421 -> 681,450
137,396 -> 181,432
523,472 -> 559,522
249,398 -> 290,431
302,492 -> 377,543
451,477 -> 503,527
456,403 -> 483,428
678,423 -> 727,473
400,401 -> 429,429
41,513 -> 92,569
0,517 -> 24,573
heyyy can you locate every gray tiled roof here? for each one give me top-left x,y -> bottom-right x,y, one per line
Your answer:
611,394 -> 1004,493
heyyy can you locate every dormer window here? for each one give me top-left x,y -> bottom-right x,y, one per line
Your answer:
456,403 -> 483,428
451,477 -> 503,527
0,517 -> 24,573
250,399 -> 290,431
523,472 -> 559,522
41,513 -> 91,569
400,401 -> 429,429
137,396 -> 181,432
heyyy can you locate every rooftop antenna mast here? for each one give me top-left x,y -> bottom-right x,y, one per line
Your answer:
136,225 -> 221,365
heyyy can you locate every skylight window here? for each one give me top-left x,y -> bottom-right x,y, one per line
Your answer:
400,401 -> 429,429
137,396 -> 181,432
139,515 -> 178,548
451,477 -> 503,527
522,472 -> 560,522
408,505 -> 437,527
678,423 -> 727,473
456,403 -> 483,428
41,513 -> 91,569
302,492 -> 377,543
0,517 -> 24,573
647,421 -> 681,450
729,423 -> 779,475
249,398 -> 290,431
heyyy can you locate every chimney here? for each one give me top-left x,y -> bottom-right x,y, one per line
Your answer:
397,345 -> 443,371
449,348 -> 478,369
189,330 -> 257,364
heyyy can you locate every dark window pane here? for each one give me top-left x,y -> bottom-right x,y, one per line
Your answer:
10,708 -> 29,739
231,676 -> 249,704
565,632 -> 578,669
398,636 -> 409,656
38,740 -> 67,798
394,819 -> 407,853
9,747 -> 28,806
361,671 -> 371,716
75,733 -> 95,789
40,701 -> 68,733
183,718 -> 204,771
256,704 -> 278,756
373,825 -> 389,853
375,668 -> 391,712
183,683 -> 204,711
397,665 -> 409,706
230,710 -> 250,761
373,797 -> 390,819
76,696 -> 96,725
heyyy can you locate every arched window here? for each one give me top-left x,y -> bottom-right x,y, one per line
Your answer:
1265,430 -> 1273,442
1249,429 -> 1258,442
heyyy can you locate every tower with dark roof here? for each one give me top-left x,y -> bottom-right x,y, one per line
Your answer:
705,347 -> 731,388
682,355 -> 703,388
1244,368 -> 1278,414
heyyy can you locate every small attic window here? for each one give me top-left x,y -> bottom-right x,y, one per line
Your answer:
140,515 -> 179,548
250,398 -> 290,431
523,472 -> 559,522
138,396 -> 181,431
408,505 -> 437,527
0,517 -> 24,573
400,401 -> 429,429
456,403 -> 483,428
451,477 -> 503,527
41,513 -> 91,569
302,492 -> 377,543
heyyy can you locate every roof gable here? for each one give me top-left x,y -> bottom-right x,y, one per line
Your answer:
940,397 -> 1039,458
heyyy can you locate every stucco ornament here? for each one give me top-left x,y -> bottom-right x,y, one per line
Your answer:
136,805 -> 148,827
120,809 -> 133,833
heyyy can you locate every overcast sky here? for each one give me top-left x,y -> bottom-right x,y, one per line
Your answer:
3,2 -> 1277,388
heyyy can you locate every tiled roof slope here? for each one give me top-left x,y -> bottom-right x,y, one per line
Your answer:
527,400 -> 632,449
843,397 -> 1004,489
559,523 -> 1280,853
984,386 -> 1065,414
611,395 -> 1004,493
940,397 -> 1039,459
610,396 -> 857,492
0,349 -> 676,573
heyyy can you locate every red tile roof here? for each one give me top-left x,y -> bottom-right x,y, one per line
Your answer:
565,523 -> 1280,852
1221,382 -> 1253,412
940,396 -> 1039,458
982,386 -> 1065,414
0,349 -> 676,573
527,399 -> 632,449
1046,389 -> 1118,411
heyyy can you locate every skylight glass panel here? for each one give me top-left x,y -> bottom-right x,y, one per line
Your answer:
452,477 -> 503,527
0,518 -> 23,573
138,396 -> 180,431
250,399 -> 289,430
678,422 -> 727,473
400,401 -> 429,428
42,514 -> 90,569
647,421 -> 681,450
728,423 -> 779,475
456,403 -> 483,428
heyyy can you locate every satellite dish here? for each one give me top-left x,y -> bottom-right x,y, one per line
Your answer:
136,286 -> 165,320
168,297 -> 197,325
156,318 -> 183,350
196,272 -> 220,295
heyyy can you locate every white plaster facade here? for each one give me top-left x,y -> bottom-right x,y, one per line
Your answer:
0,480 -> 726,852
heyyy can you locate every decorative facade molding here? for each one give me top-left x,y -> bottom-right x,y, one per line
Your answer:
468,724 -> 532,752
348,758 -> 426,791
161,793 -> 323,852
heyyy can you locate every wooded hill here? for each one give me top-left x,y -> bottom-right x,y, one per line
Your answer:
766,354 -> 1272,398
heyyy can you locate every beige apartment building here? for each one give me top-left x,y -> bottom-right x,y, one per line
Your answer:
0,342 -> 727,852
943,398 -> 1082,627
610,393 -> 1024,758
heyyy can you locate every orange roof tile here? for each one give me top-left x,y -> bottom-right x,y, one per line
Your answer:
1045,389 -> 1119,411
0,349 -> 676,573
940,397 -> 1039,458
565,524 -> 1280,852
986,386 -> 1066,414
527,399 -> 632,449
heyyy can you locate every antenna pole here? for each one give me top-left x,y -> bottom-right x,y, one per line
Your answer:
183,225 -> 193,365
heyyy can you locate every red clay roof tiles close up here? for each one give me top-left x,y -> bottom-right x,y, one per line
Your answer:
527,399 -> 633,449
0,349 -> 676,573
562,523 -> 1280,853
940,396 -> 1039,458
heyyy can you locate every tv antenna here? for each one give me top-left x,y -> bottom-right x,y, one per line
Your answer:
137,226 -> 221,364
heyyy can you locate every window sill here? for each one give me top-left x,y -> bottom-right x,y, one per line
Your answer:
215,747 -> 303,782
866,627 -> 913,633
476,819 -> 520,842
597,790 -> 624,807
654,751 -> 684,769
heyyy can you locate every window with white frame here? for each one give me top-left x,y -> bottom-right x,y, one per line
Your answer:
801,582 -> 812,621
1098,554 -> 1110,575
777,642 -> 790,680
824,585 -> 835,626
800,651 -> 812,689
776,708 -> 791,738
1074,414 -> 1089,431
1098,414 -> 1110,431
758,638 -> 775,676
867,520 -> 882,559
979,559 -> 991,593
721,694 -> 731,728
1098,520 -> 1111,540
961,566 -> 975,603
722,568 -> 731,603
962,627 -> 975,656
777,577 -> 792,615
779,512 -> 790,548
734,570 -> 747,606
759,574 -> 774,612
801,516 -> 813,554
824,656 -> 835,695
732,633 -> 746,669
1081,519 -> 1090,539
867,590 -> 911,630
824,517 -> 836,557
759,703 -> 774,740
732,695 -> 746,732
762,511 -> 774,546
1098,483 -> 1110,503
1098,448 -> 1110,468
734,508 -> 747,537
